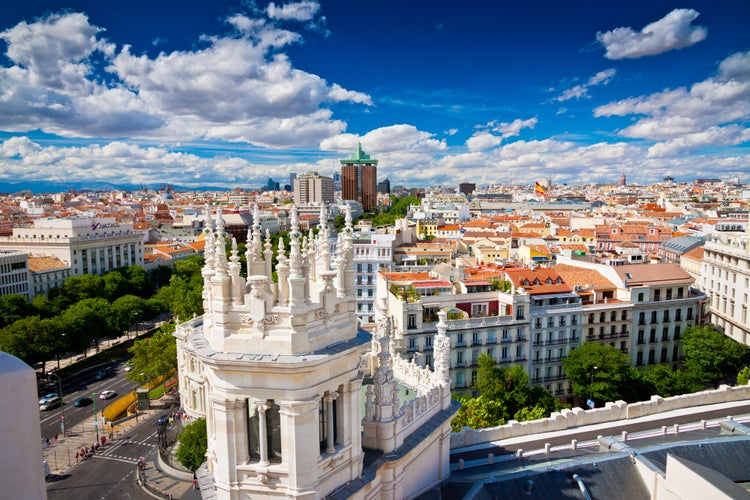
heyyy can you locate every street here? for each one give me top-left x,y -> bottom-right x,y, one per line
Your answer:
39,364 -> 140,442
45,406 -> 165,499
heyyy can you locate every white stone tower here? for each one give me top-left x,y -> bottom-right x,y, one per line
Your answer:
175,204 -> 457,499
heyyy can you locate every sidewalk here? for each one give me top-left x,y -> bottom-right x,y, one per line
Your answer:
42,406 -> 160,475
43,396 -> 199,499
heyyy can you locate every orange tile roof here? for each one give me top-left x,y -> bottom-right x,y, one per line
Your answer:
554,264 -> 616,289
27,256 -> 69,272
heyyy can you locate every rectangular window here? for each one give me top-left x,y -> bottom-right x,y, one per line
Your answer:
407,314 -> 417,329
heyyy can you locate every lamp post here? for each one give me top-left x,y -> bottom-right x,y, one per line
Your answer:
92,392 -> 99,442
49,372 -> 66,436
589,366 -> 598,408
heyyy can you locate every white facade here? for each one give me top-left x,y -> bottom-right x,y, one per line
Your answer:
0,351 -> 47,499
0,217 -> 144,276
0,250 -> 30,298
294,172 -> 334,205
701,221 -> 750,346
174,205 -> 457,499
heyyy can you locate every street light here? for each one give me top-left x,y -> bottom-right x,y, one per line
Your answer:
49,372 -> 66,436
92,392 -> 99,442
588,366 -> 598,408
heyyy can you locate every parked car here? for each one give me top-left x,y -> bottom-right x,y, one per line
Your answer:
39,393 -> 57,405
99,390 -> 116,400
40,395 -> 61,410
73,396 -> 93,407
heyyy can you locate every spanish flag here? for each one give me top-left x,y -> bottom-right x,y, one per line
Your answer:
535,182 -> 547,197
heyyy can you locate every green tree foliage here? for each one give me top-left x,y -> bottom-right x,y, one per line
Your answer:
0,294 -> 36,328
452,355 -> 563,430
639,364 -> 703,398
562,342 -> 639,404
362,195 -> 419,226
451,394 -> 506,432
110,295 -> 150,333
126,325 -> 177,384
737,366 -> 750,386
59,297 -> 115,351
682,325 -> 750,387
53,274 -> 106,302
176,418 -> 208,472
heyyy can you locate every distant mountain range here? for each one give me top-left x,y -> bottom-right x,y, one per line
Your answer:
0,180 -> 235,195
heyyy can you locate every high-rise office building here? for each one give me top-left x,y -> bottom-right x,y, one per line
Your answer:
340,143 -> 377,212
293,171 -> 334,205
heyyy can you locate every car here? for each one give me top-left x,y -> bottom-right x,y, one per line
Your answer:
156,415 -> 169,426
73,396 -> 93,407
95,367 -> 113,380
124,362 -> 134,372
99,390 -> 116,400
39,393 -> 57,405
40,395 -> 61,411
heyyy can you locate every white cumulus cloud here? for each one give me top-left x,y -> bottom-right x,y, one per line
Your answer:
594,50 -> 750,148
596,9 -> 707,60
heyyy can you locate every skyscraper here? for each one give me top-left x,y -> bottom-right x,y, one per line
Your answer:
293,171 -> 334,204
340,143 -> 377,212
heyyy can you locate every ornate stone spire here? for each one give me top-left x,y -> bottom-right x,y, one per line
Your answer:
434,311 -> 451,385
289,205 -> 303,279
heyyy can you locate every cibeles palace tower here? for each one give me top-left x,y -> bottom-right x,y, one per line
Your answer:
174,204 -> 458,499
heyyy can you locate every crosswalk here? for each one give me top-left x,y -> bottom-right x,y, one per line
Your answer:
93,437 -> 156,464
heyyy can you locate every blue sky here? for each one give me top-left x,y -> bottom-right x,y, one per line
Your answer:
0,1 -> 748,191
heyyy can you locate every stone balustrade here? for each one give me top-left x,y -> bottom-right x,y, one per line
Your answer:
451,383 -> 750,449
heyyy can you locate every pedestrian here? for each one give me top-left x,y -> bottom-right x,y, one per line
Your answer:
75,451 -> 79,463
53,433 -> 58,442
45,437 -> 50,447
101,436 -> 106,446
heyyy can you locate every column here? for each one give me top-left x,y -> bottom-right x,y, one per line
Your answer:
254,401 -> 270,466
325,391 -> 339,454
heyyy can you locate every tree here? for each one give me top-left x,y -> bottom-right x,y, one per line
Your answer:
682,325 -> 750,387
176,418 -> 208,472
110,295 -> 149,334
0,294 -> 36,328
562,342 -> 636,404
737,366 -> 750,386
126,325 -> 177,384
450,394 -> 506,432
59,297 -> 114,353
639,364 -> 702,398
451,355 -> 563,430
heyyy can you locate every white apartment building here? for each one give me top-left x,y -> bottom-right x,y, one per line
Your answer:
0,250 -> 30,298
0,217 -> 144,276
293,171 -> 334,205
351,219 -> 414,326
379,266 -> 532,392
701,219 -> 750,346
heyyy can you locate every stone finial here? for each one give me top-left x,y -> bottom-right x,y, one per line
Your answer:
434,311 -> 451,385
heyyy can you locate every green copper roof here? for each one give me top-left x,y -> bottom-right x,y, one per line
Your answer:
340,142 -> 378,165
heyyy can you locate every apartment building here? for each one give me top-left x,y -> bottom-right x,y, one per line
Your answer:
504,268 -> 583,399
0,250 -> 30,298
0,217 -> 144,276
378,266 -> 531,392
293,171 -> 334,205
701,220 -> 750,346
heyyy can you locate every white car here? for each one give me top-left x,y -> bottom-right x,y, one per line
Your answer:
40,395 -> 61,410
124,362 -> 134,372
39,393 -> 57,405
99,390 -> 116,400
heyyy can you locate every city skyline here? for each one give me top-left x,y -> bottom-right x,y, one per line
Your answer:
0,0 -> 749,192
